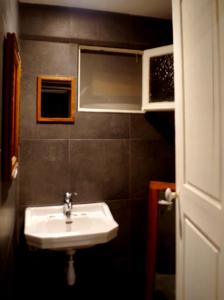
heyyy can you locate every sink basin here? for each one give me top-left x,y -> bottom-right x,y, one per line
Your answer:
24,202 -> 119,250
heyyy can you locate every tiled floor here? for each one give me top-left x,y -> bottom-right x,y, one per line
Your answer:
154,273 -> 175,300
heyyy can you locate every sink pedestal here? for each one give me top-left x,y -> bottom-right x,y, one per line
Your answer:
66,249 -> 76,286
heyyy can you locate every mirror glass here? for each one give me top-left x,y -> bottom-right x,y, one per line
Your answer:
37,76 -> 75,123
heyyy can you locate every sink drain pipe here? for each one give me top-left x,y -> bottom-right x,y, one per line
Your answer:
66,249 -> 76,286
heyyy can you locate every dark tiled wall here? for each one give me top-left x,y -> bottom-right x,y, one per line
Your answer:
19,4 -> 173,49
18,6 -> 175,300
0,1 -> 19,299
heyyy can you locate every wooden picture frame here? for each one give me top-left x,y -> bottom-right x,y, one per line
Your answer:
2,33 -> 21,181
36,76 -> 75,123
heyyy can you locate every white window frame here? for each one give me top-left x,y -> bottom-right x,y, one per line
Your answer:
78,44 -> 174,113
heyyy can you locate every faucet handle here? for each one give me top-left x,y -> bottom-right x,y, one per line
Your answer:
64,192 -> 78,201
64,192 -> 72,201
64,192 -> 78,197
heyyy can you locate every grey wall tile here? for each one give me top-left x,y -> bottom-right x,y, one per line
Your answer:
69,139 -> 130,202
130,139 -> 156,199
97,12 -> 131,46
130,16 -> 173,48
20,40 -> 78,140
104,140 -> 129,200
20,161 -> 70,206
20,139 -> 69,162
36,124 -> 72,140
20,140 -> 69,205
156,201 -> 175,274
104,257 -> 131,300
69,140 -> 106,202
144,111 -> 175,146
19,5 -> 72,40
20,75 -> 72,141
19,4 -> 173,50
129,198 -> 148,257
70,112 -> 129,139
19,163 -> 35,205
129,198 -> 148,299
130,114 -> 162,140
20,74 -> 37,139
107,199 -> 130,256
130,140 -> 175,199
70,9 -> 100,41
20,73 -> 72,140
21,40 -> 77,76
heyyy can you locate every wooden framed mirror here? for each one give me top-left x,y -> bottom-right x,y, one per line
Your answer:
2,33 -> 21,181
36,76 -> 75,123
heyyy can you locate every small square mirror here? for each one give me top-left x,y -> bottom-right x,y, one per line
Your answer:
37,76 -> 75,123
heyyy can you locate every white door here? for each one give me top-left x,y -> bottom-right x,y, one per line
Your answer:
172,0 -> 224,299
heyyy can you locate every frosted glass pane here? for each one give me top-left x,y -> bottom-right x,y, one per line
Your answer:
150,54 -> 174,102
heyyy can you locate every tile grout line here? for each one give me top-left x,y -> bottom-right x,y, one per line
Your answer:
20,138 -> 133,141
128,114 -> 132,201
68,138 -> 71,192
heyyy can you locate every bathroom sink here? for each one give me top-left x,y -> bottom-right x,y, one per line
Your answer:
24,202 -> 119,250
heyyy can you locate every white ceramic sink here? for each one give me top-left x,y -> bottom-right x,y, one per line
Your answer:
24,202 -> 119,250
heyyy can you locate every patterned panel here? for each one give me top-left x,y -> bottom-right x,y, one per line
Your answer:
150,54 -> 174,102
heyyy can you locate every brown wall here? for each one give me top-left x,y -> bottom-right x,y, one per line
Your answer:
17,4 -> 175,300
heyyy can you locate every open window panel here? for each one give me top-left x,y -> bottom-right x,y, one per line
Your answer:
78,45 -> 174,113
2,33 -> 21,181
37,76 -> 75,123
142,45 -> 174,111
146,181 -> 176,300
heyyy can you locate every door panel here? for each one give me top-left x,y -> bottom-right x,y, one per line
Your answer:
183,0 -> 220,199
182,186 -> 222,245
184,218 -> 219,300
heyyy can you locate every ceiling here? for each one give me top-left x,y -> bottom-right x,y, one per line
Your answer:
19,0 -> 172,19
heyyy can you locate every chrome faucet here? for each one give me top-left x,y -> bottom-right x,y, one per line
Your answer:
63,192 -> 73,218
63,192 -> 78,218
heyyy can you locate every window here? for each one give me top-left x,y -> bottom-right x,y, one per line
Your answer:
78,46 -> 143,113
78,44 -> 174,113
